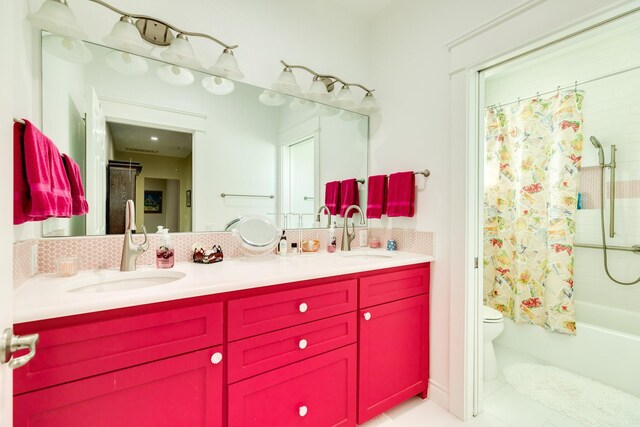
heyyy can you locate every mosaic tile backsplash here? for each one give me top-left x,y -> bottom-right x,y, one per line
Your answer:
579,166 -> 640,209
13,228 -> 434,288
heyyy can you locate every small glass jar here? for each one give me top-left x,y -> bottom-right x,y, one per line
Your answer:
368,237 -> 381,249
56,257 -> 78,277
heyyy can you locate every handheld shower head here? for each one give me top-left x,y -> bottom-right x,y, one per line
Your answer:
590,136 -> 605,165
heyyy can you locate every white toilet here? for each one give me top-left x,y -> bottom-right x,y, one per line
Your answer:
483,305 -> 504,381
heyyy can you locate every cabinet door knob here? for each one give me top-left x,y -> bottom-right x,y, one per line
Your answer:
298,339 -> 308,349
299,405 -> 308,417
210,352 -> 223,365
299,302 -> 308,313
363,312 -> 372,321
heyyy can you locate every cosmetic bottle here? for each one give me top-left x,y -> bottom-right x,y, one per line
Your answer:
278,231 -> 288,256
328,222 -> 337,253
156,226 -> 175,268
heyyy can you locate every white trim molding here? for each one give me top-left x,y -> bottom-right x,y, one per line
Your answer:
427,379 -> 449,410
446,0 -> 547,51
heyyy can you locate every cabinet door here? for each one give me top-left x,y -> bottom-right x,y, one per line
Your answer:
229,344 -> 357,427
358,295 -> 429,424
14,347 -> 224,427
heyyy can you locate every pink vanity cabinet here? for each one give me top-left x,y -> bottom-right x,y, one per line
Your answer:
358,268 -> 430,423
13,299 -> 226,427
12,263 -> 430,427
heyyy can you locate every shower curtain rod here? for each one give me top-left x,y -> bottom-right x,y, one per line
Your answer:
486,63 -> 640,110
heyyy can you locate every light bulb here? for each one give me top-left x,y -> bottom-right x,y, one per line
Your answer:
258,90 -> 286,107
272,68 -> 301,94
156,65 -> 194,86
42,34 -> 92,64
161,34 -> 200,69
105,51 -> 148,75
104,16 -> 149,55
210,49 -> 244,80
334,85 -> 356,108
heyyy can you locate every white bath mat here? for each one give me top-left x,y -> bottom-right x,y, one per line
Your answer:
503,363 -> 640,427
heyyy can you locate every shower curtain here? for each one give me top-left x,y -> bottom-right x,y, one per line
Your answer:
483,92 -> 584,335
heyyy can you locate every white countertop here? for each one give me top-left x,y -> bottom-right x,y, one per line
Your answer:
14,250 -> 434,324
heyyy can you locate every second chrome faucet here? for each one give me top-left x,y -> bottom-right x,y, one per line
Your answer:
341,205 -> 366,251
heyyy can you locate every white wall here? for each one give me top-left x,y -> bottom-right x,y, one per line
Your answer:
370,0 -> 638,418
368,0 -> 519,412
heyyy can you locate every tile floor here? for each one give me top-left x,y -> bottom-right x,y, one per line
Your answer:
361,344 -> 588,427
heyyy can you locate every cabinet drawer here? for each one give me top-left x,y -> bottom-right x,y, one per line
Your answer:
228,344 -> 357,427
14,302 -> 223,395
14,347 -> 224,427
228,279 -> 357,340
228,312 -> 357,383
360,266 -> 429,308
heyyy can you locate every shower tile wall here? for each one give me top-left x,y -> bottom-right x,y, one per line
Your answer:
484,15 -> 640,313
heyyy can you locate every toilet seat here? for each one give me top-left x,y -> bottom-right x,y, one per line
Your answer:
483,305 -> 503,323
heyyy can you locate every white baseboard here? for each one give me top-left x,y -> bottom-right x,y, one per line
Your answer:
427,379 -> 449,410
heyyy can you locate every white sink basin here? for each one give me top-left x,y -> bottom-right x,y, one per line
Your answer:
67,270 -> 186,293
339,251 -> 393,260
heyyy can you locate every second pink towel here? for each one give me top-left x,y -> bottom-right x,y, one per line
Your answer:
340,179 -> 360,218
366,175 -> 387,219
387,171 -> 415,217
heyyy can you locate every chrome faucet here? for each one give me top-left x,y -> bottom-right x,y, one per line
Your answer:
341,205 -> 366,251
120,200 -> 149,271
120,226 -> 149,271
316,205 -> 332,228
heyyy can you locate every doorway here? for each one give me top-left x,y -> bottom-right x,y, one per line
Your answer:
473,7 -> 640,425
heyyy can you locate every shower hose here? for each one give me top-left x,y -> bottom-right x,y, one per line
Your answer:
596,165 -> 640,285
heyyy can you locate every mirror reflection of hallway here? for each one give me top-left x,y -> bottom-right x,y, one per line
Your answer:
143,178 -> 181,232
109,122 -> 193,233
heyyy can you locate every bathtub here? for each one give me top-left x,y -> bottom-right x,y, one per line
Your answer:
494,300 -> 640,397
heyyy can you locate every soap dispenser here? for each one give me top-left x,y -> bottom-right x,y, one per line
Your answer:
156,226 -> 175,268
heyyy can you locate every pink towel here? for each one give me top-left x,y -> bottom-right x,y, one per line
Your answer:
62,154 -> 89,216
325,181 -> 341,215
366,175 -> 387,219
14,119 -> 72,224
13,122 -> 31,224
387,171 -> 415,217
340,179 -> 360,218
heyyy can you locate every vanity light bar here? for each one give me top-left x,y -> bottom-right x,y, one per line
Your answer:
88,0 -> 238,50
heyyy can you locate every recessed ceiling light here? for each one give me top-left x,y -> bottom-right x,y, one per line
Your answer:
150,136 -> 159,141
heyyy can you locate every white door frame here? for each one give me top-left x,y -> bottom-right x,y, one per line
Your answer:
452,0 -> 640,420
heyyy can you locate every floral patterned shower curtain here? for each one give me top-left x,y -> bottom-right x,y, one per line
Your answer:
483,92 -> 584,335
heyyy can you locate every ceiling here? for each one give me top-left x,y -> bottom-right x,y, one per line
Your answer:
326,0 -> 394,19
108,122 -> 193,158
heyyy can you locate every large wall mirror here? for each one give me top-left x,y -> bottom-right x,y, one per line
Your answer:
41,38 -> 368,237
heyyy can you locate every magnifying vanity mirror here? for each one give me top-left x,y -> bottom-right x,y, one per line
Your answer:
41,37 -> 368,237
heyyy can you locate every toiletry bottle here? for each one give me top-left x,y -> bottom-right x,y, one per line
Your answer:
156,226 -> 175,268
278,231 -> 288,256
291,242 -> 298,254
328,222 -> 337,253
